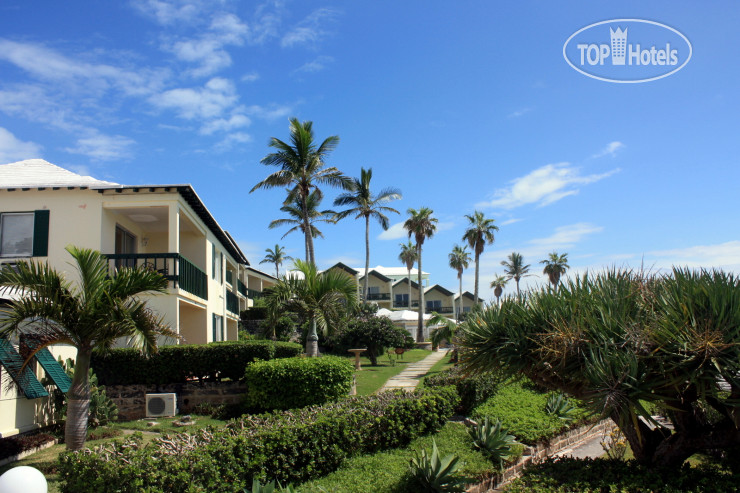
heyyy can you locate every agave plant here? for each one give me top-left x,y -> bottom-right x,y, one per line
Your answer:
408,439 -> 465,492
243,480 -> 297,493
467,418 -> 518,470
545,392 -> 576,422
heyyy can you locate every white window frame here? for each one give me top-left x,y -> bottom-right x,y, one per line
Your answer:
0,212 -> 34,258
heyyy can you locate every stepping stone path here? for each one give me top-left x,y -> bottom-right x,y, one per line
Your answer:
379,348 -> 449,392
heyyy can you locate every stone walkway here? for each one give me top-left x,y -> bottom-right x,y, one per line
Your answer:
379,348 -> 449,392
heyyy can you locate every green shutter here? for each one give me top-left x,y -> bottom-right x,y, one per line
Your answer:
0,339 -> 49,399
33,347 -> 72,393
32,210 -> 50,257
211,244 -> 216,279
212,313 -> 217,341
219,252 -> 223,284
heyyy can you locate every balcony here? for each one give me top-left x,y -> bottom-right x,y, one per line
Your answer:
393,300 -> 419,309
434,307 -> 454,314
226,290 -> 239,314
247,288 -> 263,299
226,270 -> 233,285
103,253 -> 208,300
237,279 -> 247,297
364,292 -> 390,301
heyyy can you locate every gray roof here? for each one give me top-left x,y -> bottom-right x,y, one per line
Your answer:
0,159 -> 119,188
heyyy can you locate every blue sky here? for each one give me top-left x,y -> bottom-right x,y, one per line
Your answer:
1,1 -> 738,301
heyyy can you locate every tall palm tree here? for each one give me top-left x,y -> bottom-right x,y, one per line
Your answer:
404,207 -> 438,342
0,247 -> 175,451
268,191 -> 336,262
398,240 -> 417,309
266,259 -> 357,357
462,211 -> 499,306
251,117 -> 353,265
260,244 -> 292,278
448,244 -> 471,321
500,252 -> 531,297
334,167 -> 402,301
490,275 -> 508,305
540,251 -> 570,290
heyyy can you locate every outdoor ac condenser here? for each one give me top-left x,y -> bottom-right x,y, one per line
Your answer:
145,393 -> 177,417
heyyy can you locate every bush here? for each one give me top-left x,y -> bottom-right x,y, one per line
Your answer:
91,340 -> 302,385
505,456 -> 737,492
332,316 -> 412,365
57,387 -> 460,492
0,432 -> 55,461
243,356 -> 354,411
424,366 -> 505,414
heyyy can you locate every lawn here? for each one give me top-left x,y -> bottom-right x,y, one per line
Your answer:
350,348 -> 431,395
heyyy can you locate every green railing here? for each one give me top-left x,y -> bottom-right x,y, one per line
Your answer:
247,288 -> 263,299
226,270 -> 233,285
226,290 -> 239,314
365,292 -> 391,301
237,279 -> 247,297
104,253 -> 208,300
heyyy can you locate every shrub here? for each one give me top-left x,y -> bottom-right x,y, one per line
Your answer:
408,439 -> 465,492
91,340 -> 302,385
424,366 -> 505,414
53,358 -> 118,427
467,418 -> 519,471
57,387 -> 459,492
332,316 -> 411,365
243,356 -> 354,411
0,432 -> 55,461
544,392 -> 577,422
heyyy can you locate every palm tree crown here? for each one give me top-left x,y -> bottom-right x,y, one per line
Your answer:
448,244 -> 471,321
490,274 -> 508,304
398,240 -> 417,309
540,251 -> 569,290
268,191 -> 336,261
334,167 -> 401,300
0,247 -> 175,451
251,117 -> 352,265
260,244 -> 292,278
500,252 -> 532,296
462,211 -> 499,305
404,207 -> 438,342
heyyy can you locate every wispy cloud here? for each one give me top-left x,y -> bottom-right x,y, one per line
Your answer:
508,107 -> 532,118
500,218 -> 521,226
378,222 -> 407,241
477,162 -> 619,209
64,132 -> 135,161
592,141 -> 624,158
319,255 -> 363,270
281,8 -> 338,47
132,0 -> 209,26
151,77 -> 238,120
241,72 -> 259,82
200,114 -> 250,135
645,241 -> 740,271
214,131 -> 251,152
0,127 -> 42,163
528,223 -> 603,249
294,55 -> 334,74
245,103 -> 293,122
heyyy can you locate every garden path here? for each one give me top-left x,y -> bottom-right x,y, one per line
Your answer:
379,348 -> 449,392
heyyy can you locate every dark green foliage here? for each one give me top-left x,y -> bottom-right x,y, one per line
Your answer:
91,341 -> 302,385
241,306 -> 269,321
258,314 -> 296,341
54,358 -> 118,427
408,439 -> 465,492
0,432 -> 55,461
467,418 -> 519,471
545,392 -> 577,422
505,457 -> 737,493
332,316 -> 411,365
424,366 -> 505,414
243,356 -> 354,411
57,387 -> 459,492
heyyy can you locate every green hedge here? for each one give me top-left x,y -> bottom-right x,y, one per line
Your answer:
244,356 -> 354,411
424,366 -> 505,414
57,386 -> 460,492
91,341 -> 302,385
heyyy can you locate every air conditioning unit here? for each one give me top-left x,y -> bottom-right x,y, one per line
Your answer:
145,393 -> 177,417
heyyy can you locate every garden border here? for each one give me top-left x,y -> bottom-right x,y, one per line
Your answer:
0,437 -> 58,468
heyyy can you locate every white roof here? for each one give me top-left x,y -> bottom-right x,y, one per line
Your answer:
354,265 -> 429,277
0,159 -> 119,189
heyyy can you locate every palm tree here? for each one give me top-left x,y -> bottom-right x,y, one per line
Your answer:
334,168 -> 401,301
404,207 -> 438,342
448,244 -> 471,321
490,275 -> 508,305
268,191 -> 336,261
500,252 -> 531,297
398,241 -> 417,309
0,247 -> 175,451
260,244 -> 292,278
540,251 -> 570,290
267,259 -> 358,357
251,117 -> 353,265
462,211 -> 499,306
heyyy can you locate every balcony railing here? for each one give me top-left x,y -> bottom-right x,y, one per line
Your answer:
430,306 -> 454,314
103,253 -> 208,300
247,288 -> 263,299
237,279 -> 247,297
364,292 -> 390,301
393,300 -> 419,308
226,290 -> 239,314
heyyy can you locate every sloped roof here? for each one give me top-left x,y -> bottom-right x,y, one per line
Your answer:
454,291 -> 484,303
324,262 -> 359,276
425,284 -> 455,296
358,269 -> 392,283
0,159 -> 119,188
392,277 -> 421,290
351,265 -> 429,277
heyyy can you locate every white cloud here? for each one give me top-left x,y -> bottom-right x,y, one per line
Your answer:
0,128 -> 42,163
281,8 -> 338,47
500,218 -> 522,226
200,114 -> 250,135
477,162 -> 619,209
592,141 -> 625,158
378,222 -> 407,241
294,55 -> 334,74
645,241 -> 740,271
64,132 -> 135,161
214,132 -> 251,152
132,0 -> 208,26
319,255 -> 363,270
508,107 -> 532,118
241,72 -> 259,82
151,77 -> 238,120
245,103 -> 293,122
528,223 -> 604,249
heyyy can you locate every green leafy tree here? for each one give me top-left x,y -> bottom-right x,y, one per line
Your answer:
462,211 -> 498,306
266,259 -> 357,357
268,191 -> 336,261
459,268 -> 740,468
334,167 -> 402,301
489,275 -> 507,305
500,252 -> 531,297
448,245 -> 471,321
540,251 -> 569,290
251,117 -> 352,265
398,240 -> 417,308
0,247 -> 174,450
404,208 -> 438,342
336,314 -> 411,365
260,244 -> 292,278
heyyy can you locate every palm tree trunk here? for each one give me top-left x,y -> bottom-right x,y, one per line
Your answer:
417,245 -> 424,342
306,317 -> 319,357
363,215 -> 370,302
65,348 -> 92,451
275,262 -> 279,278
474,252 -> 480,306
458,274 -> 463,322
407,267 -> 412,309
303,229 -> 310,263
516,279 -> 521,297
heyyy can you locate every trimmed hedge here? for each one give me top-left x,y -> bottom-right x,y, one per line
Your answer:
424,366 -> 505,414
244,356 -> 354,411
57,386 -> 460,492
91,341 -> 302,385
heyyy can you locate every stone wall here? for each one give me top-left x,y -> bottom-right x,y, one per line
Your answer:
105,381 -> 248,421
466,419 -> 616,493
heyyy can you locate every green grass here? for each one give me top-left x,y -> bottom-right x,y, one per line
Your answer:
297,422 -> 496,492
418,352 -> 454,388
108,414 -> 227,434
351,349 -> 431,395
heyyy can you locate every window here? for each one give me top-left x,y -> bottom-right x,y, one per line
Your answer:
368,286 -> 379,295
114,226 -> 137,268
426,300 -> 441,310
211,244 -> 222,283
0,210 -> 49,258
212,313 -> 224,342
395,293 -> 409,306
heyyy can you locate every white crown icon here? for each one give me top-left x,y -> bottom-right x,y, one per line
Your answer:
610,27 -> 627,65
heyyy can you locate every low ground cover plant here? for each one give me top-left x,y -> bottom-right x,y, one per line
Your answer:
424,365 -> 504,414
57,387 -> 459,492
243,355 -> 354,411
0,432 -> 56,461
